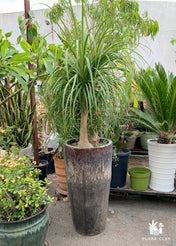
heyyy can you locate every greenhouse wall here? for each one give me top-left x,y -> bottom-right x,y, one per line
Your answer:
0,1 -> 176,73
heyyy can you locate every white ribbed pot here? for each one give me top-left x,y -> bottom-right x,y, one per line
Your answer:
0,149 -> 6,156
147,139 -> 176,192
0,144 -> 33,157
19,143 -> 33,157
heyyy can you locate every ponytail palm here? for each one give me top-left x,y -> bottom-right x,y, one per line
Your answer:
130,63 -> 176,144
44,0 -> 128,147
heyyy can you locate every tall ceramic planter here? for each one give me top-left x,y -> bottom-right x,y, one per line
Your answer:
0,207 -> 49,246
148,139 -> 176,192
64,139 -> 112,236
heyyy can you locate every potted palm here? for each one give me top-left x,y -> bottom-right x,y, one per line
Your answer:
43,0 -> 133,235
130,63 -> 176,192
0,151 -> 52,246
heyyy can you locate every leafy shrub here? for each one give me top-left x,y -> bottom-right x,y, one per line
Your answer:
0,152 -> 52,221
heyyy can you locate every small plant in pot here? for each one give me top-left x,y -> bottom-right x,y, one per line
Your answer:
0,150 -> 52,246
129,63 -> 176,192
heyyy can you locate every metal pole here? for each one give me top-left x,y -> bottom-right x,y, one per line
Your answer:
24,0 -> 39,165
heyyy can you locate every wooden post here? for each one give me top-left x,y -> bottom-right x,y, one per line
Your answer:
24,0 -> 39,165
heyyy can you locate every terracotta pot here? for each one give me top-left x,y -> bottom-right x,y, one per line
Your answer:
54,157 -> 68,194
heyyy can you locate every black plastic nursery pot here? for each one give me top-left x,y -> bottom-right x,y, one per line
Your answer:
39,148 -> 55,174
34,159 -> 49,183
111,149 -> 131,188
0,206 -> 49,246
64,139 -> 113,236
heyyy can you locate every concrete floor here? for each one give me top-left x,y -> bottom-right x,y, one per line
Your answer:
46,173 -> 176,246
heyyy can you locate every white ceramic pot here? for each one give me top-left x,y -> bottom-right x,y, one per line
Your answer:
147,139 -> 176,192
0,149 -> 6,156
19,143 -> 33,157
0,144 -> 33,157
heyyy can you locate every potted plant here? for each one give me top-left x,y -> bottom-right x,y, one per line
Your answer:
37,101 -> 57,174
0,85 -> 35,157
106,113 -> 131,188
44,0 -> 159,235
53,142 -> 68,196
130,63 -> 176,192
0,150 -> 52,246
43,0 -> 133,235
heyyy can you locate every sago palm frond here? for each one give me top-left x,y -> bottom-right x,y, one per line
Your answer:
130,63 -> 176,143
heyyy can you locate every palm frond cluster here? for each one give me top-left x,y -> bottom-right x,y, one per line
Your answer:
130,63 -> 176,144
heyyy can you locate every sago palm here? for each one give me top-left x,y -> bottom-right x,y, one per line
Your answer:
129,63 -> 176,144
44,0 -> 130,147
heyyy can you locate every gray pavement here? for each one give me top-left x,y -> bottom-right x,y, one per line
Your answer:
46,174 -> 176,246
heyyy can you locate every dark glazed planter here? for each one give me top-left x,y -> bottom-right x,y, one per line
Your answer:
64,138 -> 113,236
0,206 -> 49,246
111,149 -> 131,188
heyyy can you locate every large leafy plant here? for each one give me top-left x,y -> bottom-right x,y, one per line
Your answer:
129,63 -> 176,144
0,152 -> 52,221
0,85 -> 35,149
44,0 -> 133,147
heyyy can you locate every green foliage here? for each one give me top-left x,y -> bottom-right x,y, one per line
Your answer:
0,85 -> 35,148
44,0 -> 131,143
0,30 -> 33,92
0,152 -> 52,221
129,63 -> 176,144
88,0 -> 159,45
18,13 -> 62,77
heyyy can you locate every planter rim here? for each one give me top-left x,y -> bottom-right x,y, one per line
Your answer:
53,156 -> 64,160
64,138 -> 112,150
115,148 -> 131,157
129,167 -> 151,177
0,205 -> 48,225
147,139 -> 176,147
0,143 -> 32,155
33,159 -> 49,168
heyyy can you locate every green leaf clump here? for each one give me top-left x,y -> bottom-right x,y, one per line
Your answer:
0,152 -> 53,222
129,63 -> 176,144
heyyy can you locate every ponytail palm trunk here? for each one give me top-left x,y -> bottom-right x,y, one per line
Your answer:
44,0 -> 127,147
